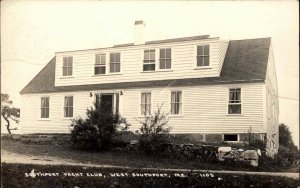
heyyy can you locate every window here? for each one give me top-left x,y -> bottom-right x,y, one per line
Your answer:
143,50 -> 155,71
228,88 -> 241,114
224,134 -> 238,141
109,53 -> 120,73
95,54 -> 106,74
197,45 -> 209,66
159,48 -> 171,69
62,56 -> 73,76
64,96 -> 73,117
41,97 -> 49,118
141,92 -> 151,116
171,91 -> 182,115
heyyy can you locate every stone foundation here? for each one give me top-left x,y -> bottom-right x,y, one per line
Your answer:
169,133 -> 266,143
239,133 -> 266,142
205,134 -> 223,143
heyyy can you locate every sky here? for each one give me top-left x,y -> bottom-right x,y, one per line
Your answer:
1,1 -> 299,146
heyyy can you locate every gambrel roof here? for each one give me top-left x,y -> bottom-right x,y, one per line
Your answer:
20,37 -> 271,94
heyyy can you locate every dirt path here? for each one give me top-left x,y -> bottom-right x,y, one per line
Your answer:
2,148 -> 299,180
1,149 -> 117,168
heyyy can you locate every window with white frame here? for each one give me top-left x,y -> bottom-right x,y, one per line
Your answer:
64,96 -> 73,117
141,92 -> 151,116
95,54 -> 106,74
62,56 -> 73,76
197,45 -> 209,67
41,97 -> 49,118
109,53 -> 120,73
159,48 -> 171,69
228,88 -> 241,114
143,50 -> 155,71
171,91 -> 182,115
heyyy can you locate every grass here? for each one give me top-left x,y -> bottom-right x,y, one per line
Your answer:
1,139 -> 298,172
1,139 -> 242,170
2,163 -> 299,188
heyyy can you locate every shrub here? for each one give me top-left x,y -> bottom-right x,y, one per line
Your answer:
113,131 -> 139,142
240,128 -> 267,151
71,104 -> 130,150
258,145 -> 300,170
136,105 -> 170,154
248,139 -> 266,151
273,145 -> 300,168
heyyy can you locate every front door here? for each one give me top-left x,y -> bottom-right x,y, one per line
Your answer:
96,93 -> 119,114
100,94 -> 113,113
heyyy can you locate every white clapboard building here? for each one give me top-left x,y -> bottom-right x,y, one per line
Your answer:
20,21 -> 279,154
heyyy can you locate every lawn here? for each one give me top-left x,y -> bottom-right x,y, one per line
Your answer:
2,163 -> 299,188
1,139 -> 298,172
1,139 -> 242,171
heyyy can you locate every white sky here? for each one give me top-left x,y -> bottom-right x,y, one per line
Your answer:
1,1 -> 299,146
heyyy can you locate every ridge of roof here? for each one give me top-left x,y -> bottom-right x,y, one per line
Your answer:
145,35 -> 211,45
56,35 -> 213,53
20,37 -> 271,94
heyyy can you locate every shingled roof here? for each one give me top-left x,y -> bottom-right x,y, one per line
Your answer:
20,37 -> 271,94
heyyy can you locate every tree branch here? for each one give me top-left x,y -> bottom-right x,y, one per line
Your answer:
2,114 -> 11,134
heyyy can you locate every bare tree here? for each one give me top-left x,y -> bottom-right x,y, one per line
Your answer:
1,93 -> 20,134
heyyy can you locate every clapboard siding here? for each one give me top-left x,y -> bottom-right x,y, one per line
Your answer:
265,44 -> 279,149
55,39 -> 229,86
21,92 -> 93,134
21,82 -> 264,134
124,83 -> 264,133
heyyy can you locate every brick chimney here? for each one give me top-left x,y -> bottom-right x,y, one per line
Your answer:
134,20 -> 145,45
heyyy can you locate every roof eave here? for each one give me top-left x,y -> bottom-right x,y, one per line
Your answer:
20,79 -> 265,95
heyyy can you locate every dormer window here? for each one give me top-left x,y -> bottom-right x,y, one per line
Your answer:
95,54 -> 106,75
159,48 -> 171,69
110,53 -> 121,73
197,45 -> 209,67
62,56 -> 73,76
143,49 -> 155,71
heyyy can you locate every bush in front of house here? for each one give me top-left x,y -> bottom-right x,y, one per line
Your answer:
136,105 -> 170,154
71,104 -> 130,150
255,145 -> 299,171
273,145 -> 300,168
